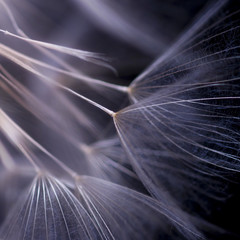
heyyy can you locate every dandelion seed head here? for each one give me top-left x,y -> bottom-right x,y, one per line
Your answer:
0,0 -> 240,239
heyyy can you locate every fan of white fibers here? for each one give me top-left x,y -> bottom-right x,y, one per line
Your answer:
75,175 -> 206,240
0,172 -> 206,240
0,0 -> 239,239
0,109 -> 210,239
0,174 -> 99,240
130,4 -> 239,101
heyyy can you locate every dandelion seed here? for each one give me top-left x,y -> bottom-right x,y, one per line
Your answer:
0,174 -> 100,240
75,176 -> 205,240
1,0 -> 240,239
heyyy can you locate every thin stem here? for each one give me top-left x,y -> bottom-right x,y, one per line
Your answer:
0,141 -> 16,170
0,41 -> 128,93
0,109 -> 78,178
62,86 -> 116,116
0,0 -> 129,93
0,0 -> 24,35
0,45 -> 114,117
